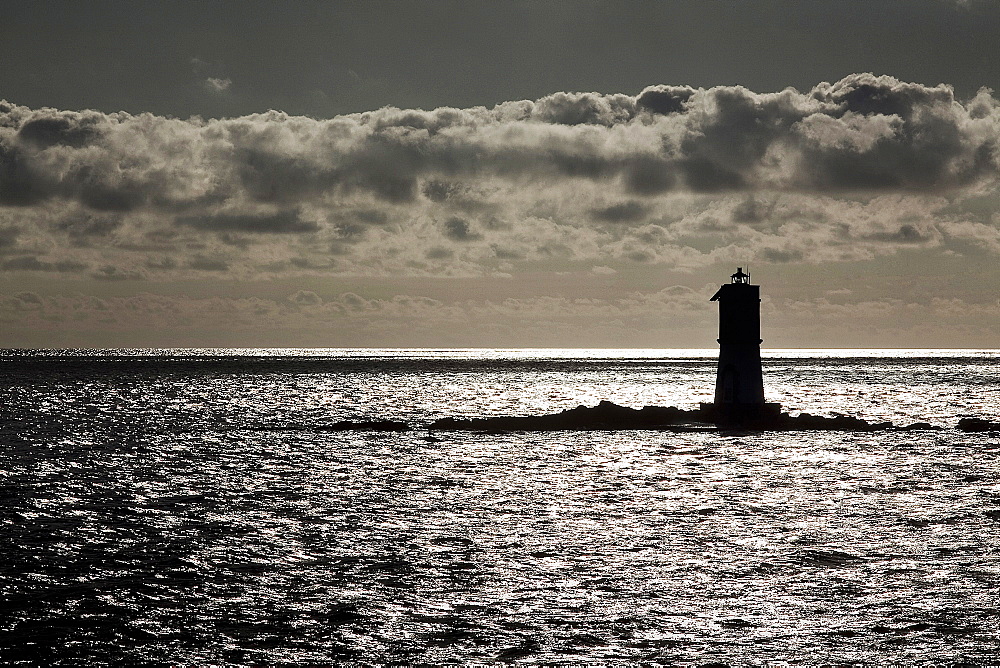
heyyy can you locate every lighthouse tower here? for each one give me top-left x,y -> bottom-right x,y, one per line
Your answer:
706,268 -> 780,425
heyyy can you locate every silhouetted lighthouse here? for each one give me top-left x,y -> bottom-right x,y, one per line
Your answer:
705,268 -> 780,425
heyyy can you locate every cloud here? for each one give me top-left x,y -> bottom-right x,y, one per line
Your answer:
92,264 -> 145,280
0,74 -> 997,279
192,57 -> 232,94
636,85 -> 695,115
760,247 -> 804,263
3,279 -> 999,348
590,200 -> 647,223
0,287 -> 713,344
1,255 -> 87,272
17,111 -> 106,148
863,223 -> 935,244
442,217 -> 481,241
529,91 -> 636,126
205,77 -> 232,93
178,209 -> 320,234
768,294 -> 1000,347
187,256 -> 230,271
0,225 -> 20,249
288,289 -> 322,306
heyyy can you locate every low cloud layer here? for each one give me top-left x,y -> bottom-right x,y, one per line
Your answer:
1,73 -> 999,281
4,285 -> 997,349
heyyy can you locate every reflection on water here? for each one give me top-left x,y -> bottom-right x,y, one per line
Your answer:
1,350 -> 999,662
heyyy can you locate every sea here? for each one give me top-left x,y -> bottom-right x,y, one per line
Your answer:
1,348 -> 999,665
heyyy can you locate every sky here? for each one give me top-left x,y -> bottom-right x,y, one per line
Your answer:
1,0 -> 999,348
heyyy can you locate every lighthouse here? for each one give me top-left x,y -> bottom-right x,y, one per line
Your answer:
704,268 -> 780,425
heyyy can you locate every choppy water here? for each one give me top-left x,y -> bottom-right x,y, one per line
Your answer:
1,348 -> 999,664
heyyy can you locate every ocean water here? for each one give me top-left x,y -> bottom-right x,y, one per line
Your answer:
1,348 -> 999,664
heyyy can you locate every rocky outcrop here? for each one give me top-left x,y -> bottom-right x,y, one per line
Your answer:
261,403 -> 960,433
957,417 -> 1000,432
429,400 -> 707,432
781,412 -> 892,431
429,400 -> 904,432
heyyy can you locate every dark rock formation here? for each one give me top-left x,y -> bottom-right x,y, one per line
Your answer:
429,400 -> 898,432
957,417 -> 1000,432
261,403 -> 960,434
782,412 -> 892,432
429,400 -> 705,432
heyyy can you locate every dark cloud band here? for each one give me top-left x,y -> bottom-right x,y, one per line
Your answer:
0,74 -> 997,278
1,74 -> 995,213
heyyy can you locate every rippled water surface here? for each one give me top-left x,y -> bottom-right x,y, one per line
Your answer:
1,348 -> 999,664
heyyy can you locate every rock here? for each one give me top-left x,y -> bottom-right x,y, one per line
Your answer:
429,401 -> 899,432
777,411 -> 890,431
957,417 -> 1000,432
429,400 -> 706,432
